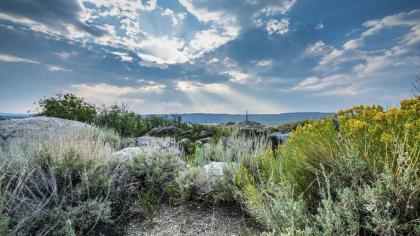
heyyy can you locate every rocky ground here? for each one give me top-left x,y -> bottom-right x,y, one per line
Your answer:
126,203 -> 261,236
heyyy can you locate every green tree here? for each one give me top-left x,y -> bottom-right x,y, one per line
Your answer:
95,104 -> 141,137
37,93 -> 97,123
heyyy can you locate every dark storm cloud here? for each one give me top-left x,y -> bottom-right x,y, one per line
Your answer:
0,0 -> 105,36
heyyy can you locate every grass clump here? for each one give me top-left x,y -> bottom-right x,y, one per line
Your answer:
0,128 -> 139,235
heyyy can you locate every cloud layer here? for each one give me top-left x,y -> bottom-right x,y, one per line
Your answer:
0,0 -> 418,113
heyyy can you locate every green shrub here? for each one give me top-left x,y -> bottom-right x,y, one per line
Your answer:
128,152 -> 187,202
191,128 -> 270,166
227,98 -> 419,235
95,104 -> 141,137
37,93 -> 97,123
0,128 -> 138,235
176,166 -> 235,203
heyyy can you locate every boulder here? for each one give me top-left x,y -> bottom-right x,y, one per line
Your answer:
180,138 -> 191,146
203,162 -> 229,177
237,120 -> 267,136
0,116 -> 90,152
112,147 -> 143,159
121,137 -> 136,148
268,132 -> 291,151
179,130 -> 193,139
147,126 -> 178,137
195,137 -> 214,145
198,129 -> 213,139
136,136 -> 182,155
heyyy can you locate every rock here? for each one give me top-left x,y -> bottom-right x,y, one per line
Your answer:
147,126 -> 178,137
0,116 -> 90,152
136,136 -> 182,155
237,120 -> 267,136
203,162 -> 229,177
121,137 -> 136,148
195,137 -> 214,145
180,138 -> 191,146
179,130 -> 193,139
112,147 -> 143,159
198,129 -> 213,139
268,132 -> 291,151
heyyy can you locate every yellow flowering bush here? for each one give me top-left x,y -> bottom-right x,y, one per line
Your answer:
230,98 -> 419,235
338,97 -> 419,170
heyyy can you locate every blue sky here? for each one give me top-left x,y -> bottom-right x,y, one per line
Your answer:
0,0 -> 419,114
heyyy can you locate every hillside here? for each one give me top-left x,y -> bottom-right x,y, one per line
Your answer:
145,112 -> 334,125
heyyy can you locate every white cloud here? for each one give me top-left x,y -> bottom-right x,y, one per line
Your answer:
256,60 -> 273,67
70,81 -> 166,107
47,65 -> 71,72
258,1 -> 296,16
72,83 -> 163,96
110,51 -> 134,62
316,9 -> 420,74
175,80 -> 284,113
161,8 -> 186,26
139,0 -> 158,11
343,39 -> 362,50
316,22 -> 324,30
136,35 -> 190,64
54,51 -> 73,59
204,57 -> 258,84
298,76 -> 320,87
0,54 -> 40,64
289,74 -> 361,96
302,41 -> 332,58
361,9 -> 420,39
224,70 -> 252,84
178,0 -> 225,23
265,19 -> 289,35
190,28 -> 231,52
139,60 -> 169,69
0,0 -> 297,68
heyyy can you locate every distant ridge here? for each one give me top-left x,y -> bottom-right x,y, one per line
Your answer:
147,112 -> 335,125
0,112 -> 334,125
0,113 -> 31,120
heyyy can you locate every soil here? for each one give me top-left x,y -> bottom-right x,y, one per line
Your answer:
125,202 -> 262,236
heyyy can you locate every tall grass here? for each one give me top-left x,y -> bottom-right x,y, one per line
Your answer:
0,128 -> 134,235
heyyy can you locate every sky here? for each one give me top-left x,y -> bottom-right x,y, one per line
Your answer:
0,0 -> 419,114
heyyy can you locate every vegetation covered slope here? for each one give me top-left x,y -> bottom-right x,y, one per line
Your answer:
0,97 -> 418,235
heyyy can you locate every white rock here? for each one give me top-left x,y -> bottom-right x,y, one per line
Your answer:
112,147 -> 144,159
135,136 -> 182,155
203,162 -> 229,177
0,116 -> 91,152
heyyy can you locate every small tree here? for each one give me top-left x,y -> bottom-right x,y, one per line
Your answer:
37,93 -> 97,123
95,104 -> 140,137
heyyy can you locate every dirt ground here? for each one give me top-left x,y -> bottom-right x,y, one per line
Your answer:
125,202 -> 262,236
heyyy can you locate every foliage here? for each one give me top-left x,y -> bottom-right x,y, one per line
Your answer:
128,152 -> 187,203
12,95 -> 420,235
37,93 -> 97,123
175,166 -> 235,203
226,98 -> 419,235
191,129 -> 270,166
0,128 -> 138,235
267,120 -> 312,134
95,104 -> 140,137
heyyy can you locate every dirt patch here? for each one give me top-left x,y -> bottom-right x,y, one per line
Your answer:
126,202 -> 261,236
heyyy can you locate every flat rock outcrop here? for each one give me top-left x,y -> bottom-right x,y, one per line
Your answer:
237,120 -> 267,136
135,136 -> 182,155
0,116 -> 90,152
